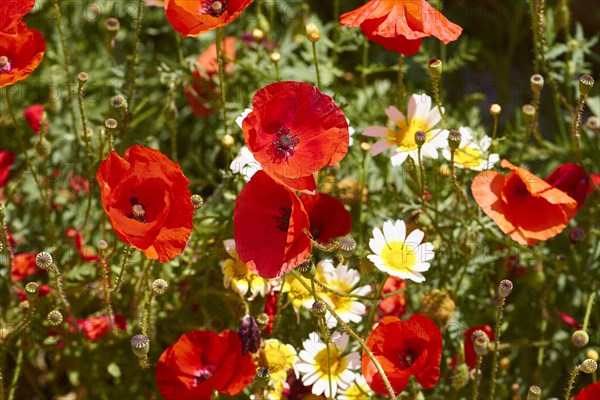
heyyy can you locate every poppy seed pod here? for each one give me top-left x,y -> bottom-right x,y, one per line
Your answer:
47,310 -> 63,326
428,58 -> 443,79
527,385 -> 541,400
131,334 -> 150,358
530,74 -> 544,94
255,367 -> 270,387
152,279 -> 169,295
569,227 -> 586,244
191,194 -> 204,210
471,329 -> 490,355
338,237 -> 357,258
311,300 -> 327,317
498,279 -> 513,298
448,130 -> 461,150
415,130 -> 427,147
586,349 -> 599,361
579,75 -> 595,96
298,260 -> 316,280
35,252 -> 53,270
581,359 -> 598,374
571,330 -> 589,348
25,282 -> 39,300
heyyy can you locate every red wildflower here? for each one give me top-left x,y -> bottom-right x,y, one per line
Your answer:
557,311 -> 581,330
76,315 -> 127,341
575,382 -> 600,400
11,253 -> 41,282
165,0 -> 254,37
23,104 -> 48,134
363,314 -> 442,395
68,173 -> 90,195
0,21 -> 46,88
17,284 -> 51,302
242,81 -> 349,193
262,289 -> 279,335
0,150 -> 14,188
472,160 -> 577,246
377,276 -> 407,320
340,0 -> 462,56
156,329 -> 255,399
234,171 -> 312,278
299,193 -> 351,244
545,163 -> 593,209
96,145 -> 194,262
66,228 -> 99,262
184,37 -> 236,117
0,0 -> 36,31
462,325 -> 494,369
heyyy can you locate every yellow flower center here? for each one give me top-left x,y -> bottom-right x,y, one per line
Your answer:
453,145 -> 483,167
324,280 -> 353,315
387,118 -> 430,151
380,241 -> 417,273
314,347 -> 348,377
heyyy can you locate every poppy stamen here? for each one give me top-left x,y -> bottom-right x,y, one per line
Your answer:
127,200 -> 147,223
0,56 -> 11,73
270,128 -> 300,162
193,365 -> 216,385
398,350 -> 416,369
203,0 -> 227,17
272,207 -> 292,232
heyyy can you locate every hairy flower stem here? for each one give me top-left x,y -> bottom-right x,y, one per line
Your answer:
312,42 -> 321,90
6,342 -> 23,400
51,264 -> 72,315
113,245 -> 133,292
0,203 -> 12,269
449,150 -> 470,212
77,79 -> 94,231
489,296 -> 506,400
291,270 -> 397,400
489,113 -> 499,155
582,292 -> 596,332
99,249 -> 114,333
570,94 -> 586,166
418,147 -> 426,202
432,78 -> 445,127
141,286 -> 155,338
397,54 -> 405,108
528,0 -> 540,73
531,91 -> 545,146
564,365 -> 581,400
126,0 -> 144,106
472,354 -> 483,400
215,28 -> 229,137
332,0 -> 340,65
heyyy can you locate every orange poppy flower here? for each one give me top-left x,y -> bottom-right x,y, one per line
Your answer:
0,0 -> 35,31
340,0 -> 462,56
96,145 -> 194,262
11,253 -> 42,282
471,160 -> 577,246
76,315 -> 127,341
0,21 -> 46,88
165,0 -> 254,37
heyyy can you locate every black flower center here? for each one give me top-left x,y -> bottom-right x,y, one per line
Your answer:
514,179 -> 529,196
273,207 -> 292,232
203,0 -> 227,17
127,197 -> 147,223
269,128 -> 300,162
0,56 -> 11,74
398,350 -> 416,369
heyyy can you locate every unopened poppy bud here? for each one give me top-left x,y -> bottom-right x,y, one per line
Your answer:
36,138 -> 51,158
500,357 -> 510,370
428,58 -> 443,79
221,134 -> 235,148
47,310 -> 63,326
130,334 -> 150,358
452,364 -> 469,390
252,28 -> 264,42
77,72 -> 88,84
471,329 -> 490,355
152,279 -> 168,295
522,104 -> 536,122
569,226 -> 586,244
498,279 -> 513,298
255,367 -> 270,387
298,260 -> 316,279
448,129 -> 461,150
25,282 -> 39,300
579,74 -> 595,96
311,300 -> 327,317
338,237 -> 357,258
490,103 -> 502,116
191,194 -> 204,210
530,74 -> 544,94
19,300 -> 30,314
306,23 -> 320,42
586,349 -> 599,361
256,313 -> 269,329
581,359 -> 598,373
105,18 -> 120,32
269,52 -> 281,63
238,315 -> 261,354
571,330 -> 589,348
105,118 -> 118,130
97,240 -> 108,250
360,142 -> 371,151
111,95 -> 128,110
415,130 -> 427,147
586,116 -> 600,132
527,385 -> 541,400
36,252 -> 53,270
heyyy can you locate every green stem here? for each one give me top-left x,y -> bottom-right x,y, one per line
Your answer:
141,287 -> 155,338
113,245 -> 133,292
432,78 -> 445,127
489,296 -> 506,400
0,204 -> 12,269
397,54 -> 404,108
582,292 -> 596,332
175,32 -> 185,67
312,41 -> 321,89
51,264 -> 72,314
570,95 -> 586,166
291,271 -> 397,400
449,150 -> 470,212
312,278 -> 383,301
215,28 -> 229,137
77,80 -> 94,231
528,0 -> 539,73
418,146 -> 425,201
472,354 -> 483,400
531,91 -> 546,146
332,0 -> 340,65
564,365 -> 581,400
126,0 -> 144,105
6,343 -> 23,400
99,248 -> 114,333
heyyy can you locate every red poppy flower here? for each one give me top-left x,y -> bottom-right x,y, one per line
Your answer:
363,314 -> 442,395
557,311 -> 581,329
340,0 -> 462,56
462,325 -> 494,370
0,150 -> 14,188
165,0 -> 254,37
156,329 -> 255,399
575,382 -> 600,400
299,193 -> 351,244
262,289 -> 279,335
22,104 -> 48,134
68,173 -> 90,196
76,315 -> 127,341
377,276 -> 407,320
184,37 -> 236,117
0,0 -> 35,31
0,21 -> 46,88
545,163 -> 594,209
11,253 -> 42,282
66,228 -> 99,262
471,160 -> 577,246
96,145 -> 194,262
242,81 -> 349,193
234,171 -> 312,278
17,284 -> 51,302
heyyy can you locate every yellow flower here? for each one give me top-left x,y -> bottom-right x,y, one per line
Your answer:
255,339 -> 298,398
221,239 -> 269,300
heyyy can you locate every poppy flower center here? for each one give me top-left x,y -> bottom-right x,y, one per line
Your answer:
127,197 -> 147,223
193,364 -> 216,385
273,207 -> 291,232
0,56 -> 11,73
203,0 -> 227,17
398,349 -> 416,369
270,128 -> 300,161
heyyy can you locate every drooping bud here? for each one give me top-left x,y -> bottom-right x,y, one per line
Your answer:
238,315 -> 261,354
527,385 -> 542,400
311,300 -> 327,317
490,104 -> 502,116
498,279 -> 513,298
130,334 -> 150,358
581,359 -> 598,374
452,364 -> 469,390
152,279 -> 168,295
36,252 -> 53,270
571,330 -> 589,348
191,194 -> 204,210
448,129 -> 461,150
579,74 -> 595,96
47,310 -> 63,326
36,137 -> 52,158
306,23 -> 320,43
338,237 -> 357,258
530,74 -> 544,94
428,58 -> 443,79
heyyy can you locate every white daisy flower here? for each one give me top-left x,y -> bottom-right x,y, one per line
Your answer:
338,373 -> 372,400
296,332 -> 360,398
221,239 -> 270,300
230,146 -> 262,181
316,260 -> 371,326
347,118 -> 356,146
442,127 -> 499,171
367,219 -> 435,283
363,93 -> 448,166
